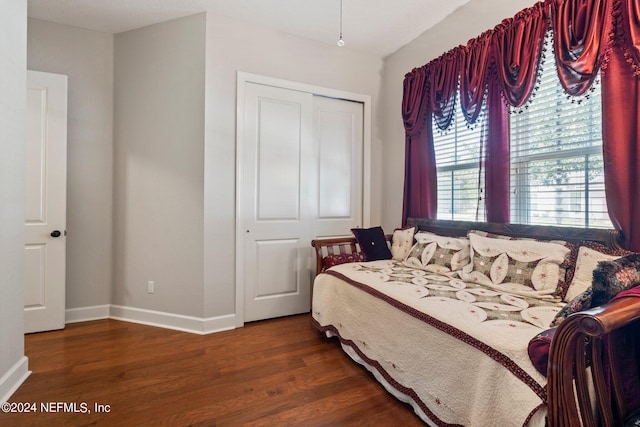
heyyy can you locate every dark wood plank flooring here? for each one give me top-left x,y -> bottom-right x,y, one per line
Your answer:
0,315 -> 424,426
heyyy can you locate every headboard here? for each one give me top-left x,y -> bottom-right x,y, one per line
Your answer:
311,218 -> 624,276
406,217 -> 625,250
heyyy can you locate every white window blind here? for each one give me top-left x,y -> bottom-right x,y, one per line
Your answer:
509,47 -> 612,228
433,94 -> 486,222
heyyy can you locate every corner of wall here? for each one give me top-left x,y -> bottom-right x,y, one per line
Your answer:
0,0 -> 28,404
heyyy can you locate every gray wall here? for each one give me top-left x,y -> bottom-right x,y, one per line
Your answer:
0,0 -> 27,401
27,18 -> 114,311
379,0 -> 537,231
113,13 -> 206,317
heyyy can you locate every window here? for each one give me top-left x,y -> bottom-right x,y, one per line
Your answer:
433,96 -> 486,221
509,50 -> 611,228
432,46 -> 612,229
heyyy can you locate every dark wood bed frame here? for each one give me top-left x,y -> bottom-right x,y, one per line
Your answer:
311,218 -> 640,427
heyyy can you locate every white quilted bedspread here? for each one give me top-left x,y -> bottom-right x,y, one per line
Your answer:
312,260 -> 566,427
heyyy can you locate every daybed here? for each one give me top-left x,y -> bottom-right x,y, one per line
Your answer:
311,218 -> 640,427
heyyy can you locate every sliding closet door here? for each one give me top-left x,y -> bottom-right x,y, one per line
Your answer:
313,95 -> 363,238
241,83 -> 314,322
239,79 -> 364,323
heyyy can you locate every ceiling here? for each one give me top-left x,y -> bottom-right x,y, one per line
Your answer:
27,0 -> 470,58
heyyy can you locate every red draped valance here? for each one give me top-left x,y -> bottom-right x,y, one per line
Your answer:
551,0 -> 614,95
492,3 -> 548,107
430,51 -> 461,130
460,33 -> 491,123
402,66 -> 430,137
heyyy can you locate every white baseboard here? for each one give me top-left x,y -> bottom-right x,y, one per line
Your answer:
201,313 -> 237,334
65,305 -> 110,324
0,356 -> 30,404
109,305 -> 237,335
63,304 -> 237,335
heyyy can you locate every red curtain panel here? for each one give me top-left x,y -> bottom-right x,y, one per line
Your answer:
402,67 -> 437,222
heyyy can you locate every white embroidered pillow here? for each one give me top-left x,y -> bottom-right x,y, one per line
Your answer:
563,244 -> 630,301
403,231 -> 470,274
460,233 -> 571,296
468,229 -> 577,297
390,226 -> 417,261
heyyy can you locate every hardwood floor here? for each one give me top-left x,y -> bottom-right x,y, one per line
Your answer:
1,315 -> 424,426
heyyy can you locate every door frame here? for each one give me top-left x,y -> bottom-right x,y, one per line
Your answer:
235,71 -> 372,327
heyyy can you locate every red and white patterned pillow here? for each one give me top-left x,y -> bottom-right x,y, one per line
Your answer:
322,253 -> 366,270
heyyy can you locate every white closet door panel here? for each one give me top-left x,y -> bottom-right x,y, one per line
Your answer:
318,109 -> 352,218
253,239 -> 299,298
256,98 -> 301,221
314,96 -> 363,237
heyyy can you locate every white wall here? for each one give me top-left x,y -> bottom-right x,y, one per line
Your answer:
27,18 -> 114,312
113,13 -> 206,317
0,0 -> 29,402
202,12 -> 384,318
379,0 -> 537,231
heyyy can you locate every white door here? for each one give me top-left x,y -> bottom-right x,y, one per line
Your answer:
24,70 -> 67,334
240,81 -> 364,323
241,83 -> 315,322
313,95 -> 363,238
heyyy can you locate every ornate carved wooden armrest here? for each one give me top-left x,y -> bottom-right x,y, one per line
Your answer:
547,296 -> 640,427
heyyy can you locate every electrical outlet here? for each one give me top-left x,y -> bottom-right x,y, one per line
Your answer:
147,281 -> 155,294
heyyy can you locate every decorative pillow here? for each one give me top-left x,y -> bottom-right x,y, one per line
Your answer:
322,253 -> 367,270
550,287 -> 593,326
551,253 -> 640,326
460,233 -> 571,296
468,230 -> 577,298
390,225 -> 417,261
527,326 -> 557,376
591,253 -> 640,305
402,231 -> 470,274
351,226 -> 392,261
564,242 -> 634,302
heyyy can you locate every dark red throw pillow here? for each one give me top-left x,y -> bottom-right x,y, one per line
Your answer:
351,226 -> 392,261
527,326 -> 557,376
